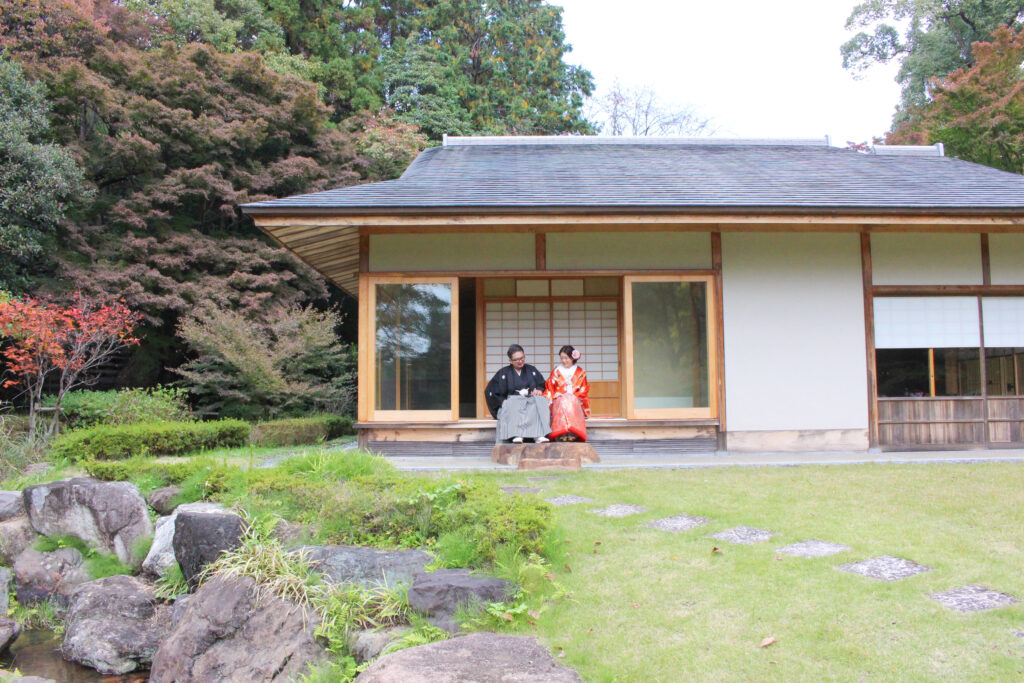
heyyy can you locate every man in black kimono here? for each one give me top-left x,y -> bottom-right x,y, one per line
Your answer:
485,344 -> 551,443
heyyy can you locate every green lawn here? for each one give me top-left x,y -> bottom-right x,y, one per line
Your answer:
478,463 -> 1024,682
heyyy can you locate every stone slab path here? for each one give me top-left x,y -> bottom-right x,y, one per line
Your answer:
545,495 -> 593,507
589,504 -> 648,518
500,486 -> 545,495
838,555 -> 932,582
776,540 -> 851,558
930,586 -> 1020,612
710,526 -> 776,544
647,514 -> 710,532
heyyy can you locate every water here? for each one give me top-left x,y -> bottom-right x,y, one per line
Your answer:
1,630 -> 148,682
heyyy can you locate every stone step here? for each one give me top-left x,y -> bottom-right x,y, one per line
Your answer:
491,442 -> 599,471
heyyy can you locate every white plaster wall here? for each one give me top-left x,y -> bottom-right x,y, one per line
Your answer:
546,231 -> 710,270
989,234 -> 1024,285
369,233 -> 534,271
871,233 -> 982,285
722,233 -> 869,432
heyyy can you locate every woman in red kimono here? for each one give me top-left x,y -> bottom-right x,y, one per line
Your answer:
544,345 -> 591,442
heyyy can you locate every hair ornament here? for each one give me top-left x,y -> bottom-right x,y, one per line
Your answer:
571,349 -> 581,360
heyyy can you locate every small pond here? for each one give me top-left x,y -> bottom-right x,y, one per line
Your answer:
1,630 -> 148,682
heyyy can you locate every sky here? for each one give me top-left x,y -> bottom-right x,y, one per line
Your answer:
555,0 -> 904,145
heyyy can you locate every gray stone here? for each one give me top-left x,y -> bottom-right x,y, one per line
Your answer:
13,548 -> 90,607
299,545 -> 432,588
170,595 -> 191,626
647,514 -> 710,532
349,626 -> 411,663
407,569 -> 515,634
776,540 -> 851,558
0,618 -> 22,656
838,555 -> 932,582
148,575 -> 327,683
23,478 -> 152,567
142,502 -> 224,578
710,526 -> 777,545
172,509 -> 246,587
0,568 -> 11,616
271,520 -> 309,547
930,585 -> 1020,612
356,633 -> 582,682
0,492 -> 24,523
500,486 -> 545,495
61,575 -> 171,675
0,517 -> 37,566
145,487 -> 182,516
0,676 -> 55,683
590,504 -> 648,518
545,495 -> 593,506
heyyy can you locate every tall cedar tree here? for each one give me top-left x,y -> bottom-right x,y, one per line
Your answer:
889,24 -> 1024,173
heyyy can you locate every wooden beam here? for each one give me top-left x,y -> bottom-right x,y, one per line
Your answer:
872,285 -> 1024,296
359,233 -> 369,273
861,232 -> 879,449
981,233 -> 991,286
535,232 -> 546,271
711,231 -> 726,450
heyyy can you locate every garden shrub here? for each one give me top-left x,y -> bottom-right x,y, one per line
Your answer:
43,387 -> 190,429
49,419 -> 250,461
249,415 -> 354,448
83,456 -> 209,489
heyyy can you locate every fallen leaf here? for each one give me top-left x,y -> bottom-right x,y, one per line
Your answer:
528,609 -> 541,620
594,541 -> 601,546
499,613 -> 513,622
526,617 -> 537,626
711,547 -> 722,554
587,628 -> 594,634
564,564 -> 572,573
759,637 -> 777,648
632,603 -> 639,609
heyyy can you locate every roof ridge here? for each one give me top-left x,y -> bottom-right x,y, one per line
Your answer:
442,135 -> 831,147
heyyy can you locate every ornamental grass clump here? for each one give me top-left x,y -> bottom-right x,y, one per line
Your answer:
49,418 -> 250,461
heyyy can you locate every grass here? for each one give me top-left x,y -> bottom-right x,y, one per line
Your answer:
34,534 -> 137,579
483,463 -> 1024,682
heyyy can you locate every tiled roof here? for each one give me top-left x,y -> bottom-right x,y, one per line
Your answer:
241,137 -> 1024,214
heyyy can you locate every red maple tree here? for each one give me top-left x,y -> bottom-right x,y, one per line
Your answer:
0,294 -> 140,437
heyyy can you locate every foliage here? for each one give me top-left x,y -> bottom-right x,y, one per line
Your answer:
353,111 -> 430,179
0,55 -> 89,294
889,24 -> 1024,172
0,404 -> 47,482
8,595 -> 64,634
49,418 -> 251,460
588,81 -> 716,136
175,304 -> 355,420
840,0 -> 1024,123
82,454 -> 210,490
35,534 -> 135,579
41,386 -> 191,429
249,415 -> 355,448
0,294 -> 140,437
155,562 -> 190,600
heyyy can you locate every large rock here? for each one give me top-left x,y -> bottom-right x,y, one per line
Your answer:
349,626 -> 410,664
0,492 -> 24,522
146,487 -> 182,516
61,575 -> 170,675
0,568 -> 11,616
407,569 -> 515,633
356,633 -> 583,682
0,517 -> 37,566
13,548 -> 90,607
299,545 -> 432,588
172,510 -> 246,587
142,502 -> 224,579
23,479 -> 152,567
0,618 -> 21,656
149,575 -> 327,683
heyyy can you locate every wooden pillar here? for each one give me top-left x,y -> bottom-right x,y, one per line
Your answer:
861,231 -> 879,449
711,231 -> 727,451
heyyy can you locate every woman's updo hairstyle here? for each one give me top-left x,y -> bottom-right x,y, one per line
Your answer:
559,345 -> 579,364
507,344 -> 525,360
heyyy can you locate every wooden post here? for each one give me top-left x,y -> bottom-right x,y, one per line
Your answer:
711,231 -> 727,451
535,232 -> 546,271
861,232 -> 879,449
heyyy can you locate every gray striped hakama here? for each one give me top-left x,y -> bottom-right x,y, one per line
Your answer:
496,395 -> 551,442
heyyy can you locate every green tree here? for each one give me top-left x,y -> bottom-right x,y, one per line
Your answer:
0,56 -> 88,293
841,1 -> 1024,123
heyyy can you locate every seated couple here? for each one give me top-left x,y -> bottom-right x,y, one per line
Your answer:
485,343 -> 591,444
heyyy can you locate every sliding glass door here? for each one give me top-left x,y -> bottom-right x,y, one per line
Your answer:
623,275 -> 718,419
369,277 -> 458,421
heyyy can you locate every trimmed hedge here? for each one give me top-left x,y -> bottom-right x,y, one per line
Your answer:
249,415 -> 354,448
50,419 -> 251,461
42,387 -> 190,429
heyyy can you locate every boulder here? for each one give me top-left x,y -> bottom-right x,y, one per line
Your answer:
22,478 -> 152,567
172,510 -> 246,587
0,674 -> 53,683
0,492 -> 24,522
146,487 -> 182,516
299,545 -> 431,588
355,633 -> 583,682
0,618 -> 21,656
349,626 -> 410,664
407,569 -> 515,633
0,568 -> 11,616
148,575 -> 327,683
170,595 -> 191,626
142,502 -> 224,579
271,520 -> 309,547
61,575 -> 170,675
13,548 -> 90,607
0,517 -> 37,566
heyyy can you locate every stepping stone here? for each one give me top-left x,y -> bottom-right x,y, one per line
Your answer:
647,514 -> 710,532
528,476 -> 567,484
838,555 -> 932,582
930,586 -> 1019,613
710,526 -> 776,544
590,504 -> 648,518
545,495 -> 594,507
776,540 -> 851,558
500,486 -> 545,495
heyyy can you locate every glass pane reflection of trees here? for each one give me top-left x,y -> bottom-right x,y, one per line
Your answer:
375,284 -> 451,411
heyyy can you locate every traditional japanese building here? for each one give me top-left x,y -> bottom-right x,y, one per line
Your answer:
241,136 -> 1024,455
